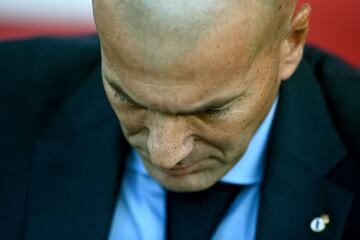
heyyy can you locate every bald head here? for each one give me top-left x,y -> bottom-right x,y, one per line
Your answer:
93,0 -> 297,75
93,0 -> 297,40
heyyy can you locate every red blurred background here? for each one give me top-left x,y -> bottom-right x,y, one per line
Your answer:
0,0 -> 359,67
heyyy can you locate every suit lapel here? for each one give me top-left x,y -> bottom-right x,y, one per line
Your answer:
256,61 -> 354,240
25,64 -> 130,240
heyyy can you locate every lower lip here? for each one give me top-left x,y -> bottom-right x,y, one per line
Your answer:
159,164 -> 200,176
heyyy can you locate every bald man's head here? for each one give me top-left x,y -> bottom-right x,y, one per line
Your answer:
93,0 -> 297,76
93,0 -> 310,191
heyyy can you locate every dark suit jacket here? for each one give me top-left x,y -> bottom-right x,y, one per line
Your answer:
0,36 -> 359,240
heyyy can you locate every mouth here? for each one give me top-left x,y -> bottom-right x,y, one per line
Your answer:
156,162 -> 202,176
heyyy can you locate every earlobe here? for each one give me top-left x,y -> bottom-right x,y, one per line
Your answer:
279,3 -> 311,81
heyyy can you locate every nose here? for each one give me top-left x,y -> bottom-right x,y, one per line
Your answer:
147,113 -> 194,170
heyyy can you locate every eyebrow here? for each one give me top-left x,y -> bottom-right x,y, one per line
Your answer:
106,78 -> 247,115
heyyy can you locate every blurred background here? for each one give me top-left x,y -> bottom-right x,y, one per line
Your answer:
0,0 -> 359,67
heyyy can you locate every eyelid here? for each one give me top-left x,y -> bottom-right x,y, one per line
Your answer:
205,105 -> 232,118
203,97 -> 242,118
113,90 -> 137,106
207,100 -> 235,111
105,78 -> 136,104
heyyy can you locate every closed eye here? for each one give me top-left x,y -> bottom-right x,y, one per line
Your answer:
106,79 -> 144,108
203,104 -> 232,118
113,90 -> 134,105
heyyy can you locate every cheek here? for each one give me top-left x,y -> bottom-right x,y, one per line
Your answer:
195,115 -> 252,153
196,96 -> 270,153
103,83 -> 143,130
109,100 -> 148,136
121,111 -> 147,136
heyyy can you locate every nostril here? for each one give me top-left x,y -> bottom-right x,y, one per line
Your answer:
177,161 -> 186,166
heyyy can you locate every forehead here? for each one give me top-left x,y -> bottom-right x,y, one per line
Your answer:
96,0 -> 276,111
102,54 -> 254,113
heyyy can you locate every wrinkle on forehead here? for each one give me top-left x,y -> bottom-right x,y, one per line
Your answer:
102,52 -> 254,111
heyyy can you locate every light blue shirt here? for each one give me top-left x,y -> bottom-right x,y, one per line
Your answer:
109,98 -> 278,240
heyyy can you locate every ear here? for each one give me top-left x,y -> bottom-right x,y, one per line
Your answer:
279,3 -> 311,81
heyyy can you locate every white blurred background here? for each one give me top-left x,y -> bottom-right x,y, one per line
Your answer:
0,0 -> 95,39
0,0 -> 93,24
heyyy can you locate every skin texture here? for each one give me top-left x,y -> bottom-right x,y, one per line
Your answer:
92,0 -> 310,192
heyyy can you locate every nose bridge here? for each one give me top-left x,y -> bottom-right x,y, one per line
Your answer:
152,113 -> 187,144
147,113 -> 193,169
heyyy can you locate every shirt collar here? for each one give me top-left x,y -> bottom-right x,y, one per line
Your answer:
127,97 -> 278,186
